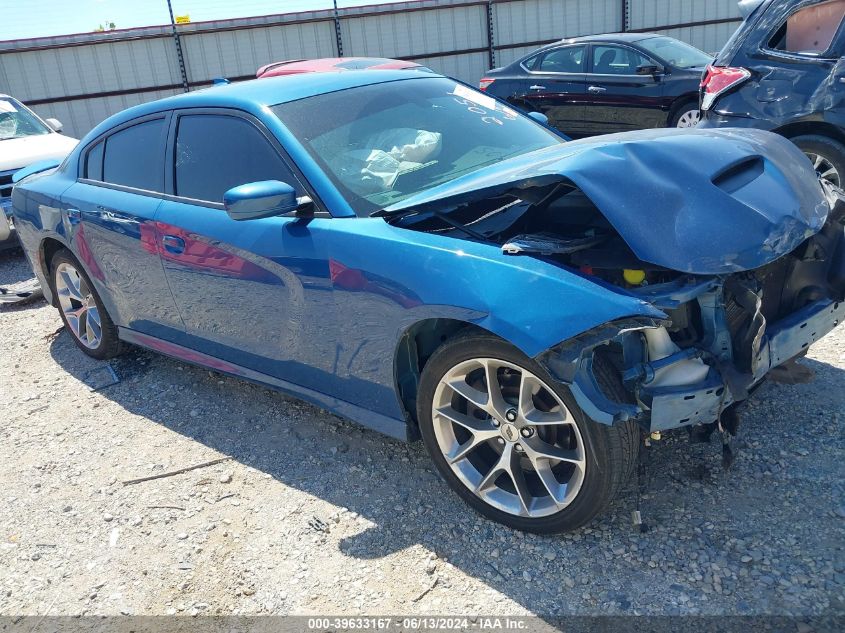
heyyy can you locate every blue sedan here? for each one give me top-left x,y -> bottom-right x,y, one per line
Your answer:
12,70 -> 845,533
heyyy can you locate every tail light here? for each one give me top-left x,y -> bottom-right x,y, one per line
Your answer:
700,65 -> 750,110
479,77 -> 495,91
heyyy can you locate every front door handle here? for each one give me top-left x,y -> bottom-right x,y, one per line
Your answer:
162,235 -> 186,255
529,85 -> 546,90
588,86 -> 607,93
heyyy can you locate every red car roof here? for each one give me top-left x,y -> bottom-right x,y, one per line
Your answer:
256,57 -> 425,78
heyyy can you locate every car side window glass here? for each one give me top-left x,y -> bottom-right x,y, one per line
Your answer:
535,46 -> 586,73
522,53 -> 540,71
102,119 -> 165,191
592,45 -> 650,75
174,114 -> 302,203
768,0 -> 845,55
85,140 -> 104,181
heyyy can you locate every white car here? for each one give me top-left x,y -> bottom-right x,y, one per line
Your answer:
1,94 -> 78,248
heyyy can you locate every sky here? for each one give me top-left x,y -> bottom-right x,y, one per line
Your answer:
1,0 -> 396,41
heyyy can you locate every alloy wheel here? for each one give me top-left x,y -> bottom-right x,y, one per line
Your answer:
431,358 -> 586,518
54,262 -> 102,349
805,152 -> 841,188
676,109 -> 700,128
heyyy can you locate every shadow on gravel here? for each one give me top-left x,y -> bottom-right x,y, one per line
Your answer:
45,330 -> 845,618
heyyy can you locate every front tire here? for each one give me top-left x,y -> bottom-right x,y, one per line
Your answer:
416,332 -> 638,534
792,134 -> 845,188
50,249 -> 122,359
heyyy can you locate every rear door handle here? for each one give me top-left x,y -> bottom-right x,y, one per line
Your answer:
162,235 -> 186,255
529,85 -> 546,90
588,86 -> 607,93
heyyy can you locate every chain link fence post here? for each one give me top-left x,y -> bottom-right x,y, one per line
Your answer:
166,0 -> 190,91
333,0 -> 344,57
486,1 -> 496,70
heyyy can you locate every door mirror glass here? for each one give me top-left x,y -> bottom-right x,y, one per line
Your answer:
527,111 -> 549,126
45,117 -> 63,132
636,64 -> 662,75
223,180 -> 300,221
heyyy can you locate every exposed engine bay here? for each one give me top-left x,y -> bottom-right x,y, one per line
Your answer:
390,179 -> 845,440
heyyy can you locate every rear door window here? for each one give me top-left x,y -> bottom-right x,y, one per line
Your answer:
102,118 -> 166,191
768,0 -> 845,55
174,114 -> 301,203
532,46 -> 586,73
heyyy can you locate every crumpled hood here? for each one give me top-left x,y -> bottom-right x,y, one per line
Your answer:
0,133 -> 78,173
386,128 -> 830,274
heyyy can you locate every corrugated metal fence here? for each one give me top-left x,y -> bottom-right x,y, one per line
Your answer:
0,0 -> 742,139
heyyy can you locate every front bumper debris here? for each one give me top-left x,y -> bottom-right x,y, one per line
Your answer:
540,296 -> 843,432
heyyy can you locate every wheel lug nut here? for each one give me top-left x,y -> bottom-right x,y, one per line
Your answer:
520,427 -> 534,438
497,438 -> 505,445
505,408 -> 518,422
515,444 -> 524,452
491,419 -> 500,427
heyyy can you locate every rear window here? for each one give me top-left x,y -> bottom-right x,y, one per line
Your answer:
84,140 -> 104,181
768,0 -> 845,55
102,119 -> 166,192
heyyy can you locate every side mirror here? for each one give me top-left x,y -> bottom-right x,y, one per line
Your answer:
636,64 -> 662,76
45,118 -> 63,132
527,111 -> 549,126
223,180 -> 303,221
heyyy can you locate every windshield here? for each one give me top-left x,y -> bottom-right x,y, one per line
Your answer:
272,77 -> 563,215
638,36 -> 713,69
0,98 -> 51,141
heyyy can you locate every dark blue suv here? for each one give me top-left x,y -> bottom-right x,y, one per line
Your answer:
699,0 -> 845,187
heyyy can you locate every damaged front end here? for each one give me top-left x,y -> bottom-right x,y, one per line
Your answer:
538,184 -> 845,434
386,128 -> 845,435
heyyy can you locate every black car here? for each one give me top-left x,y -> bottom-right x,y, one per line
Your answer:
480,33 -> 712,137
699,0 -> 845,187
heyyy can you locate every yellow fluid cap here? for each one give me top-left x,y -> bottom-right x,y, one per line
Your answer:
623,269 -> 646,285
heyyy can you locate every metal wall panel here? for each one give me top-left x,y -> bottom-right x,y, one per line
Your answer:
0,37 -> 181,101
494,0 -> 622,46
182,21 -> 337,81
653,23 -> 742,55
0,0 -> 747,139
341,5 -> 487,58
30,88 -> 183,140
627,0 -> 741,30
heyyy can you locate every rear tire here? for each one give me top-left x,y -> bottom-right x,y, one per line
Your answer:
416,332 -> 638,534
670,99 -> 700,128
50,249 -> 122,360
792,134 -> 845,188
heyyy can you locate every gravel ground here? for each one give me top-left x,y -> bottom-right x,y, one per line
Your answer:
1,247 -> 844,620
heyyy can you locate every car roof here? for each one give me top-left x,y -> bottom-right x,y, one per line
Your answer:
258,57 -> 420,76
88,70 -> 440,136
541,32 -> 660,48
565,32 -> 659,44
